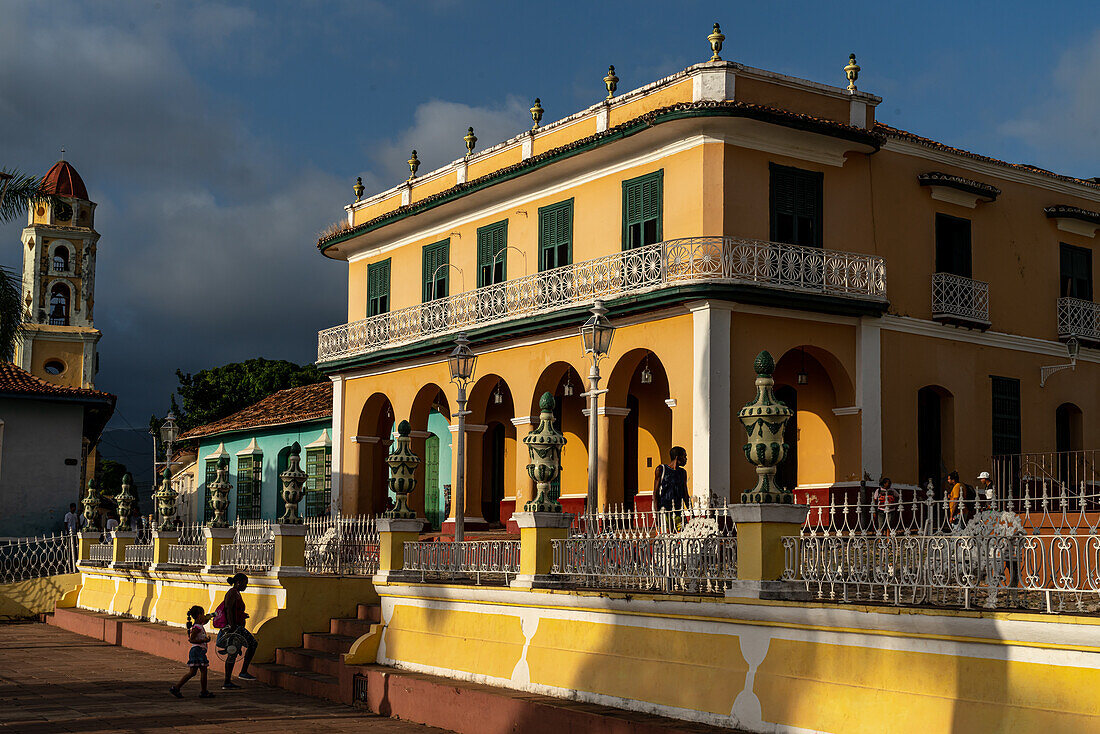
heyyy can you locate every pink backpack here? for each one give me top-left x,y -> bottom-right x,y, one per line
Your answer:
210,601 -> 227,629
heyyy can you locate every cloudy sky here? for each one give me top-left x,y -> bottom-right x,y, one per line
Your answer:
2,0 -> 1099,447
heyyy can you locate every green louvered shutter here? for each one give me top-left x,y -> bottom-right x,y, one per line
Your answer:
203,460 -> 218,523
367,258 -> 391,315
477,221 -> 508,287
422,240 -> 449,301
770,163 -> 823,247
539,200 -> 573,271
622,171 -> 663,249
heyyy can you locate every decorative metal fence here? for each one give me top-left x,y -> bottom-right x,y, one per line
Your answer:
931,272 -> 990,325
304,515 -> 379,575
1057,296 -> 1100,343
402,540 -> 520,585
552,536 -> 737,593
785,477 -> 1100,613
124,527 -> 153,565
571,498 -> 735,538
0,533 -> 77,583
220,520 -> 274,571
88,537 -> 113,564
318,237 -> 887,361
167,523 -> 206,567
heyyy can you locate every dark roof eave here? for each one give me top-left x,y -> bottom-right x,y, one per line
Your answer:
182,415 -> 331,443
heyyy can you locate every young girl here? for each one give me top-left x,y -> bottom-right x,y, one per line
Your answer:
168,605 -> 215,699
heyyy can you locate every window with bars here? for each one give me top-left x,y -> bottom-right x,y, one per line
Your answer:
305,447 -> 332,518
770,163 -> 823,247
1060,243 -> 1093,300
991,376 -> 1021,456
538,199 -> 573,271
235,454 -> 262,520
422,240 -> 449,301
367,259 -> 391,316
935,214 -> 972,277
203,459 -> 218,524
477,221 -> 508,288
622,170 -> 663,250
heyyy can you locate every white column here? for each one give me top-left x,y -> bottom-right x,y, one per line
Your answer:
330,375 -> 345,516
857,318 -> 882,482
690,301 -> 732,501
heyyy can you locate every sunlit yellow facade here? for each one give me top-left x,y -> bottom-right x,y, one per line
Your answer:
317,55 -> 1100,528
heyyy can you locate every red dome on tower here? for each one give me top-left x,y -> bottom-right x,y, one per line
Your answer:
41,160 -> 89,200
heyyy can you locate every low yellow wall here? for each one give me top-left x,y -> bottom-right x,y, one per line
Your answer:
0,573 -> 81,619
373,583 -> 1100,733
76,565 -> 377,661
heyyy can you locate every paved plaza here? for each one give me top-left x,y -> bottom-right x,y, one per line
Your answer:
0,623 -> 454,734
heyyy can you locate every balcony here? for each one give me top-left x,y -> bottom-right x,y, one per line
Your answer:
318,236 -> 888,363
930,272 -> 990,329
1058,297 -> 1100,345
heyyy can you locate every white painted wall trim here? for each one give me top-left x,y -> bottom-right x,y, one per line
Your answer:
856,318 -> 882,482
689,301 -> 732,501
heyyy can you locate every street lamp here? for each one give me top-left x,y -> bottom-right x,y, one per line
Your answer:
159,411 -> 180,460
580,300 -> 614,521
448,333 -> 477,543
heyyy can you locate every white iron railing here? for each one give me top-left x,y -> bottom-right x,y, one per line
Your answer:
571,498 -> 735,538
124,527 -> 153,565
0,533 -> 77,582
304,515 -> 380,575
1058,297 -> 1100,342
931,272 -> 990,325
220,520 -> 274,571
167,523 -> 206,567
88,538 -> 113,564
318,237 -> 888,361
402,540 -> 520,584
552,536 -> 737,593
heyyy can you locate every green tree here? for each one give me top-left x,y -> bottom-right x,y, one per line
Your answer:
167,358 -> 326,432
96,458 -> 129,496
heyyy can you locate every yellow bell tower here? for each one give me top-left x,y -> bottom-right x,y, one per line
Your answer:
13,159 -> 102,390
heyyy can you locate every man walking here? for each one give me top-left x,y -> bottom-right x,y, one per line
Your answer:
63,503 -> 81,533
653,447 -> 689,530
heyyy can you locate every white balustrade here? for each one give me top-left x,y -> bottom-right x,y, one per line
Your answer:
931,272 -> 990,325
1058,297 -> 1100,343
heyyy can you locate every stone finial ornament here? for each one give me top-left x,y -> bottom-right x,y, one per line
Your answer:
81,479 -> 100,530
154,466 -> 178,530
353,176 -> 364,202
116,473 -> 136,529
407,150 -> 420,180
708,23 -> 725,62
739,351 -> 794,504
278,442 -> 307,524
530,98 -> 544,129
385,420 -> 420,519
845,53 -> 860,92
208,458 -> 232,528
604,66 -> 618,99
464,127 -> 477,157
523,392 -> 567,512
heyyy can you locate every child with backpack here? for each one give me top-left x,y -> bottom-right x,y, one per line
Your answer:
168,605 -> 215,699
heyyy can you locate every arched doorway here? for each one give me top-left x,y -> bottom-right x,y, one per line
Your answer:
1056,402 -> 1084,499
917,386 -> 954,499
530,363 -> 587,516
467,375 -> 516,528
410,384 -> 452,523
775,385 -> 798,494
354,393 -> 394,516
606,350 -> 672,512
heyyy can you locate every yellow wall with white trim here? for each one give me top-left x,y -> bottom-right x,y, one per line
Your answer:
0,573 -> 80,618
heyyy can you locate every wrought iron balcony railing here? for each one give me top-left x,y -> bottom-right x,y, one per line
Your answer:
318,236 -> 888,362
931,272 -> 990,327
1058,297 -> 1100,343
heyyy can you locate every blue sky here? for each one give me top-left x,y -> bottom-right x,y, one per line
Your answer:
2,0 -> 1099,468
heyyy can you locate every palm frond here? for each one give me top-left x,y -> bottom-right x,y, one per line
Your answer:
0,267 -> 24,362
0,167 -> 62,224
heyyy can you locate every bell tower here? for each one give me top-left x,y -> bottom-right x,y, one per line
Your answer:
13,159 -> 102,389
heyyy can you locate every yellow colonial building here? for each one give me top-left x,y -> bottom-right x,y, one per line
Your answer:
316,38 -> 1099,528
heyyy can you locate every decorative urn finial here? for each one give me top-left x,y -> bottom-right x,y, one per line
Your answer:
604,65 -> 618,99
154,465 -> 178,530
738,350 -> 794,504
407,150 -> 420,180
845,53 -> 860,92
279,441 -> 308,524
81,479 -> 100,531
353,176 -> 364,202
207,458 -> 232,528
523,392 -> 567,512
530,98 -> 544,129
464,127 -> 477,157
708,23 -> 725,62
116,473 -> 136,529
385,420 -> 420,519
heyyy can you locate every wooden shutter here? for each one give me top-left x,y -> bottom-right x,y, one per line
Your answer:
367,258 -> 391,315
622,171 -> 663,249
1060,243 -> 1093,300
991,377 -> 1021,456
477,221 -> 508,287
422,240 -> 449,301
770,164 -> 822,247
539,200 -> 573,271
935,214 -> 972,278
204,460 -> 218,523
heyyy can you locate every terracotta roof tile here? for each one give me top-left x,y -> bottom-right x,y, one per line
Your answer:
179,382 -> 332,441
41,160 -> 89,200
0,361 -> 115,404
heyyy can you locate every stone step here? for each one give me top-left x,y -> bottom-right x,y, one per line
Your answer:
301,632 -> 357,656
357,603 -> 382,622
330,617 -> 375,637
253,663 -> 341,703
276,646 -> 342,677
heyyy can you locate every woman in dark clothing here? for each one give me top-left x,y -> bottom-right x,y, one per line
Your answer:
218,573 -> 257,689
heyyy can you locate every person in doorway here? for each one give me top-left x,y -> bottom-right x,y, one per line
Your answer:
976,472 -> 996,511
871,477 -> 899,533
217,573 -> 257,689
654,447 -> 689,530
64,503 -> 81,533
